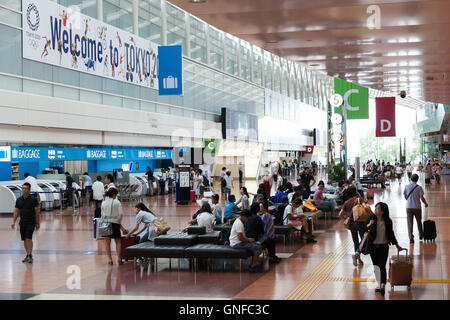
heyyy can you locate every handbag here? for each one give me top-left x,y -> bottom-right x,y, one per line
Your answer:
304,200 -> 318,212
98,218 -> 112,237
359,232 -> 372,255
155,217 -> 171,235
352,198 -> 370,222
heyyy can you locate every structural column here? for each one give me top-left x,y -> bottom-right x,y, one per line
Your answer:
97,0 -> 103,21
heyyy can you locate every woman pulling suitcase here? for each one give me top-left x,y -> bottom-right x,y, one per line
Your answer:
362,202 -> 405,297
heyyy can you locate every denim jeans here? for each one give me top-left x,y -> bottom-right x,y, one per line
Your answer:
224,187 -> 231,201
316,198 -> 336,213
139,231 -> 149,243
232,242 -> 262,257
350,221 -> 366,253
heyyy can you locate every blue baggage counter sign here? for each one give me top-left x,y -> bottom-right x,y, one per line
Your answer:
1,146 -> 172,162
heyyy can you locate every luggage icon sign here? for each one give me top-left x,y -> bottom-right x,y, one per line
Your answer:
163,76 -> 178,89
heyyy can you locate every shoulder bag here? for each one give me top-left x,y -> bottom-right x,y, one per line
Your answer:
352,198 -> 370,222
155,217 -> 171,235
406,184 -> 419,200
98,200 -> 113,237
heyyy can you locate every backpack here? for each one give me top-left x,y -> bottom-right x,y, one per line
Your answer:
352,198 -> 371,222
274,204 -> 287,225
221,177 -> 227,188
202,175 -> 210,187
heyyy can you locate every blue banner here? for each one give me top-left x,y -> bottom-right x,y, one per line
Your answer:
158,45 -> 183,96
7,146 -> 172,162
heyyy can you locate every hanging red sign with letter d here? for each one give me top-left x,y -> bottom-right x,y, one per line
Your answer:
376,97 -> 396,137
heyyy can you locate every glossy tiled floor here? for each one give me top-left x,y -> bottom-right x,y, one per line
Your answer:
0,172 -> 448,300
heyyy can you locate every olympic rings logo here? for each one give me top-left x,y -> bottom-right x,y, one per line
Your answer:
26,3 -> 40,31
28,39 -> 39,49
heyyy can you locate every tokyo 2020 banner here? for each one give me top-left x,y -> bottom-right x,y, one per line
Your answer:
22,0 -> 159,90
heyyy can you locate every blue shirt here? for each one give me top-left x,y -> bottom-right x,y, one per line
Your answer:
244,213 -> 264,241
274,192 -> 288,203
224,202 -> 238,219
82,175 -> 92,186
403,182 -> 424,209
260,212 -> 274,239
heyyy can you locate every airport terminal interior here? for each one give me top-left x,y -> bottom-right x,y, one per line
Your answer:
0,0 -> 449,302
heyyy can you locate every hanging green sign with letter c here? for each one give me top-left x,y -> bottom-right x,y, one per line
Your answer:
334,78 -> 369,120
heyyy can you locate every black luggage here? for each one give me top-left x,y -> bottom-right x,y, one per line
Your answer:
94,206 -> 101,218
423,220 -> 437,242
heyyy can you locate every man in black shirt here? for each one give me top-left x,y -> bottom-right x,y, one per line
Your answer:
65,172 -> 74,207
11,182 -> 40,263
300,168 -> 316,199
145,166 -> 154,196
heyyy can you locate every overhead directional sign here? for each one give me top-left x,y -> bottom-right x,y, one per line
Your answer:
334,78 -> 369,120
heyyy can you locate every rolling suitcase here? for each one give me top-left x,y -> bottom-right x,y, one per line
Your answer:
366,189 -> 375,199
120,236 -> 140,261
190,190 -> 196,202
423,220 -> 437,242
93,218 -> 101,239
389,249 -> 413,290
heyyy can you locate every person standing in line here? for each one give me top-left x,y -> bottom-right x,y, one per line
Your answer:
145,166 -> 154,196
223,171 -> 233,201
23,173 -> 39,198
104,174 -> 116,192
101,188 -> 124,265
92,176 -> 104,211
363,202 -> 405,297
11,182 -> 40,264
65,172 -> 74,207
403,174 -> 428,244
81,172 -> 93,201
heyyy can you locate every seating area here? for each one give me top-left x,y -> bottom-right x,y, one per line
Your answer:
125,227 -> 252,273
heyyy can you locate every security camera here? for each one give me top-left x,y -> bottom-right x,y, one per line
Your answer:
400,90 -> 407,98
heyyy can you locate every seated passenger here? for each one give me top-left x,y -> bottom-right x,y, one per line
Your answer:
224,195 -> 239,224
245,203 -> 265,243
314,184 -> 336,213
229,210 -> 263,272
258,201 -> 281,263
236,187 -> 250,211
195,203 -> 215,233
211,194 -> 223,224
273,186 -> 288,203
189,202 -> 213,228
283,198 -> 316,243
127,203 -> 158,243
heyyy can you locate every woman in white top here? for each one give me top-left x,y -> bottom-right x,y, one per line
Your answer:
236,187 -> 250,211
127,203 -> 158,243
101,188 -> 124,265
406,163 -> 413,180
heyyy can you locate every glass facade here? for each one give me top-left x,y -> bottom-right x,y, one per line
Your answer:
0,0 -> 331,127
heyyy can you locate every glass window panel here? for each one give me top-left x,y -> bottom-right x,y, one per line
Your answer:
52,66 -> 80,87
240,41 -> 251,81
190,17 -> 206,63
140,101 -> 156,112
253,46 -> 262,85
103,94 -> 122,107
23,79 -> 52,96
123,97 -> 139,109
0,24 -> 21,76
209,27 -> 223,70
80,73 -> 102,91
3,0 -> 21,11
80,90 -> 102,104
225,34 -> 238,76
59,0 -> 97,18
54,85 -> 79,100
183,109 -> 193,118
166,3 -> 187,55
157,103 -> 170,114
0,74 -> 22,92
23,60 -> 52,82
0,7 -> 21,27
273,56 -> 281,92
138,0 -> 162,45
103,0 -> 132,33
171,107 -> 183,117
264,51 -> 272,89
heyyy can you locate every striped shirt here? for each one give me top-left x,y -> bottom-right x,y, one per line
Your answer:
260,212 -> 274,239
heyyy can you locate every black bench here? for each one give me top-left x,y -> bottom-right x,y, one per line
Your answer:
154,233 -> 198,246
197,231 -> 223,245
185,244 -> 251,272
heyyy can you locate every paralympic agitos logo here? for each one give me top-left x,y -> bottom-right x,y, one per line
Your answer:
27,3 -> 40,31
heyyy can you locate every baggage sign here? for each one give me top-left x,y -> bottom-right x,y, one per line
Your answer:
158,45 -> 183,95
